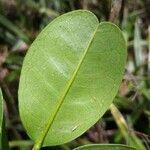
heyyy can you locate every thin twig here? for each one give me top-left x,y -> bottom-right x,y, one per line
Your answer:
109,0 -> 123,23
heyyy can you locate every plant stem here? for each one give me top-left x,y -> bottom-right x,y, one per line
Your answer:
109,0 -> 123,23
9,140 -> 33,148
110,103 -> 145,150
109,103 -> 129,139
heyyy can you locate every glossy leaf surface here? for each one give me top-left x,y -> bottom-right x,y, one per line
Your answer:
19,10 -> 126,147
74,144 -> 136,150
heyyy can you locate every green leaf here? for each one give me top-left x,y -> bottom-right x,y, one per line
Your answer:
19,10 -> 126,148
0,89 -> 3,148
0,14 -> 29,43
141,88 -> 150,100
73,144 -> 136,150
0,89 -> 9,150
134,19 -> 143,68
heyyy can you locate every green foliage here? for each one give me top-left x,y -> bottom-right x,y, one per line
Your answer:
0,14 -> 29,43
110,104 -> 145,150
0,89 -> 9,150
0,89 -> 3,149
74,144 -> 136,150
1,0 -> 149,149
18,10 -> 126,149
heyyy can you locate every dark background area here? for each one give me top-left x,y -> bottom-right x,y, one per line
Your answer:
0,0 -> 150,149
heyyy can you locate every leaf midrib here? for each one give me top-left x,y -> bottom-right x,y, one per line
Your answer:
34,24 -> 99,149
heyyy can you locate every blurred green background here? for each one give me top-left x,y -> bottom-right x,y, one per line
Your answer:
0,0 -> 150,150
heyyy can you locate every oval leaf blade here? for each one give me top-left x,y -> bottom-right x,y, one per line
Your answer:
74,144 -> 136,150
19,10 -> 126,147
